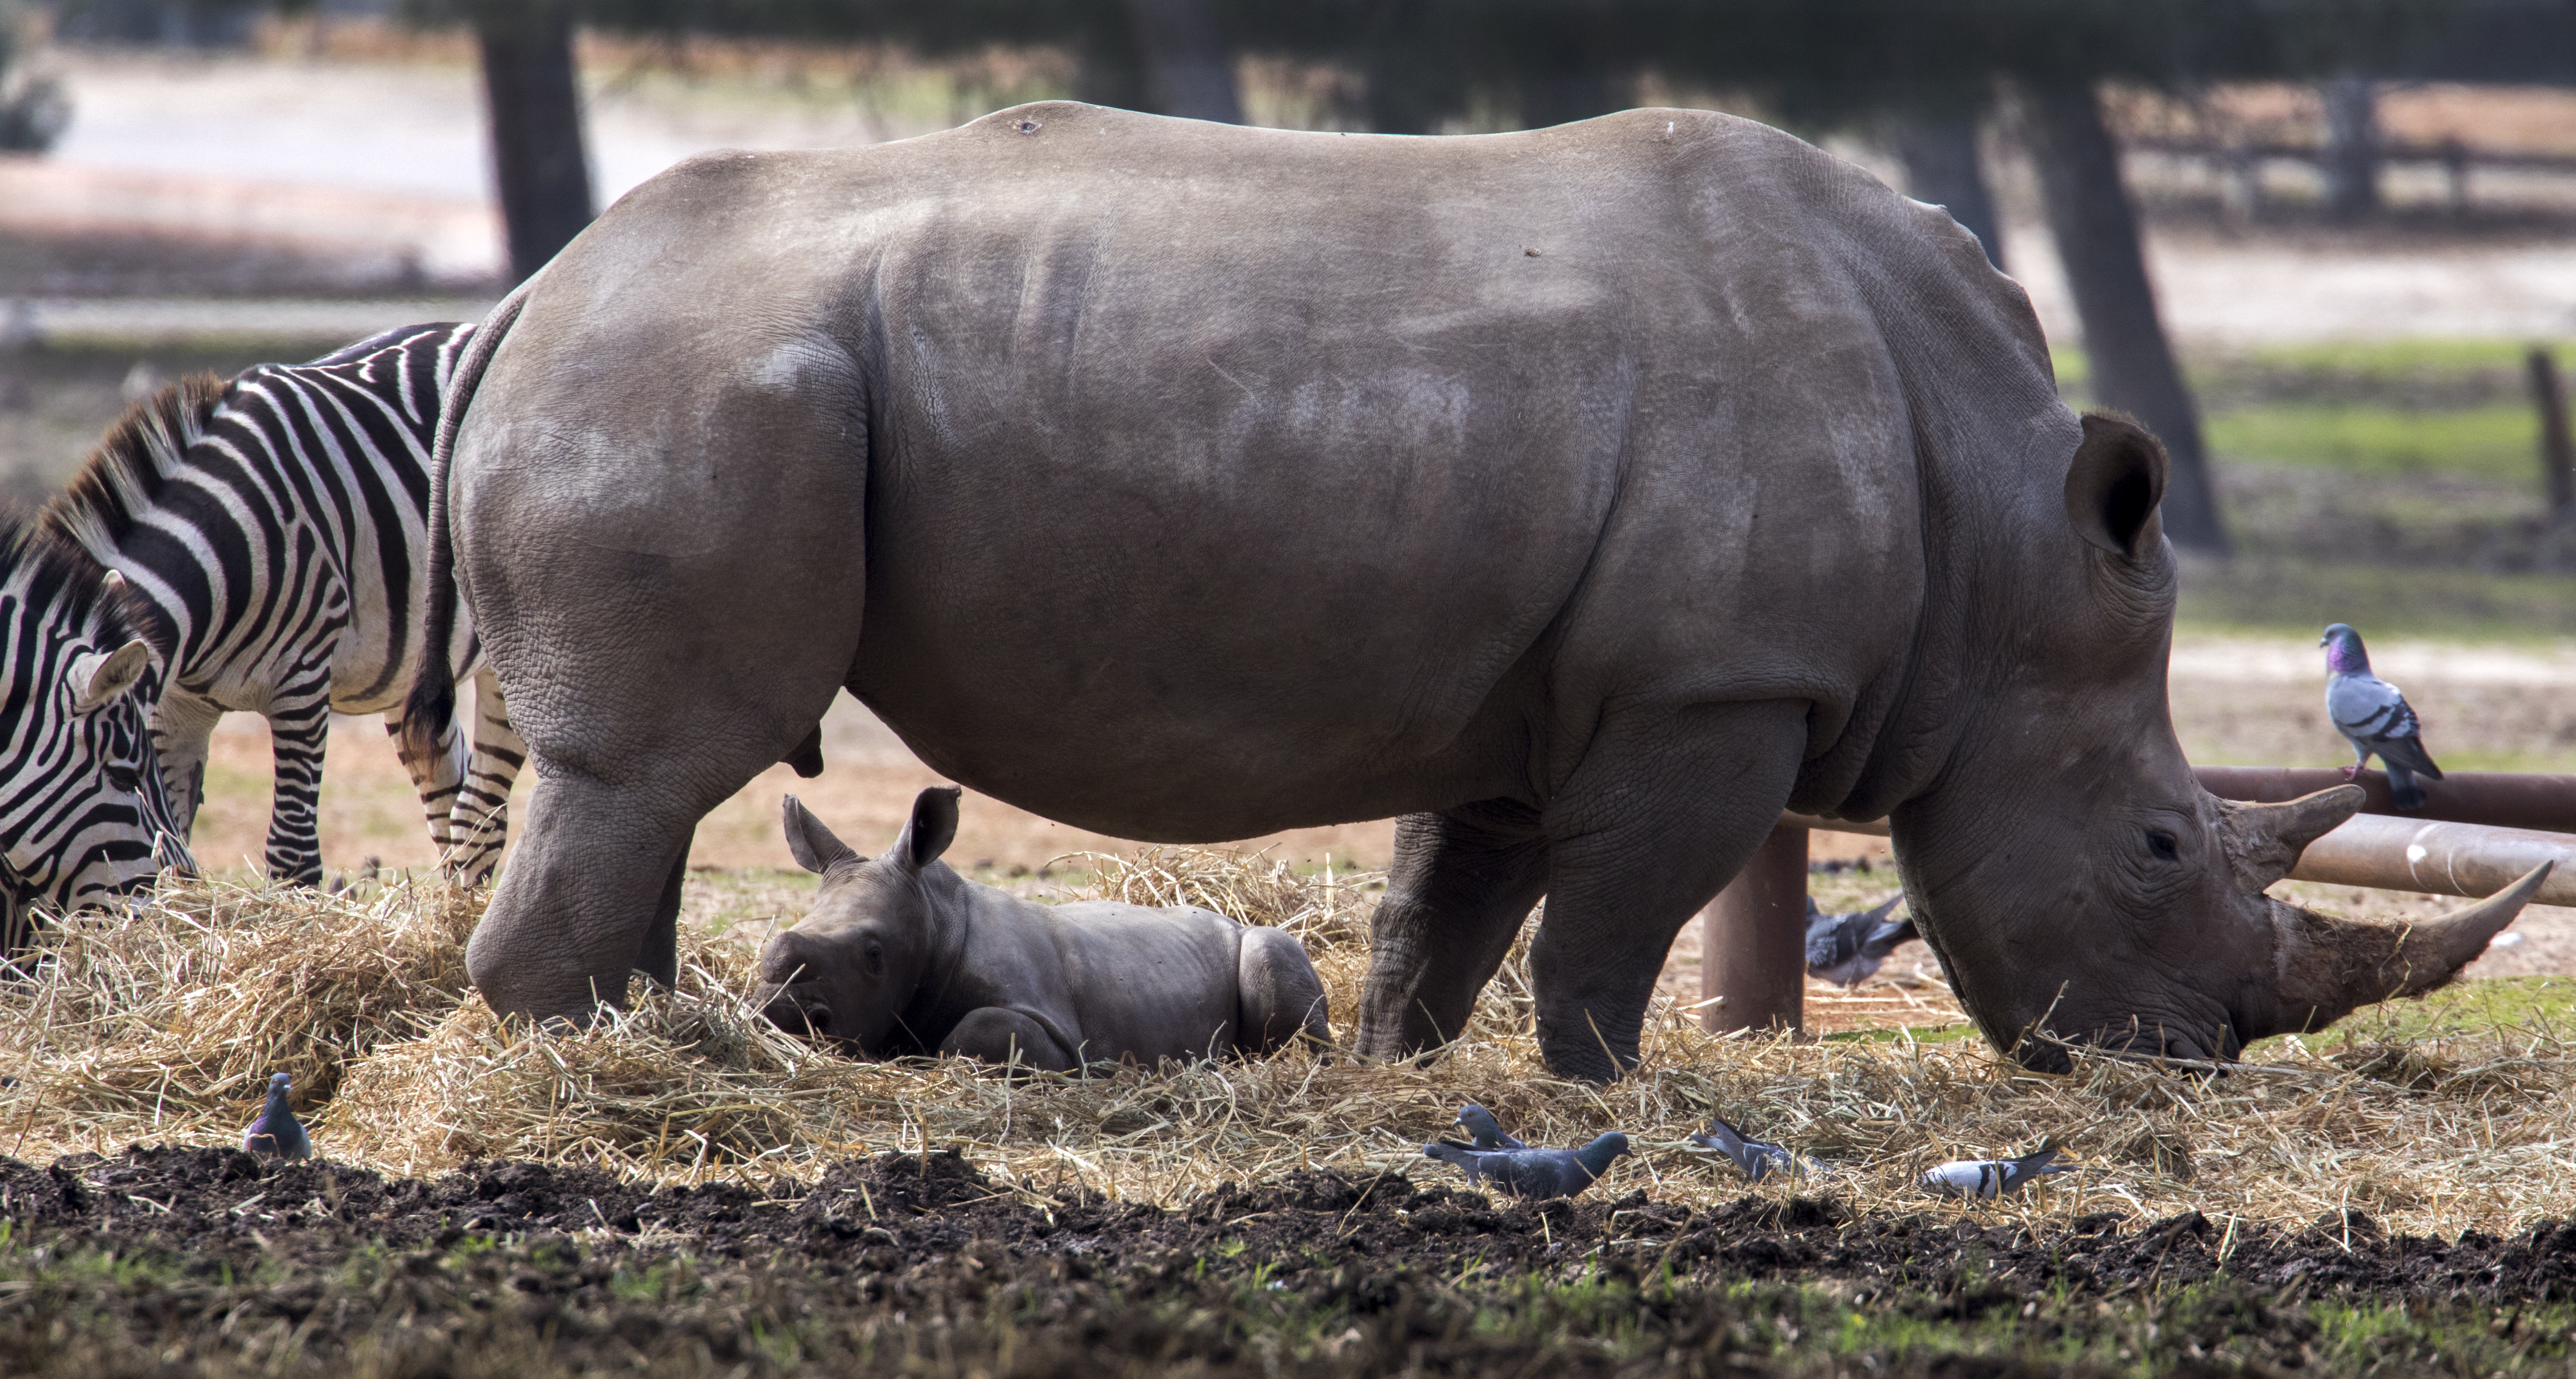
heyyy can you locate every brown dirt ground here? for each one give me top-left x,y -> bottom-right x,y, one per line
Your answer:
8,1145 -> 2576,1378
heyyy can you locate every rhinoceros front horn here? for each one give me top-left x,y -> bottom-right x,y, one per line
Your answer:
2257,860 -> 2555,1040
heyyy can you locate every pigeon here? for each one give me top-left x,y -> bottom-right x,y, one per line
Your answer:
1804,895 -> 1916,987
1922,1143 -> 2072,1199
2321,623 -> 2443,810
1454,1103 -> 1526,1150
1687,1113 -> 1797,1182
242,1072 -> 310,1162
1421,1132 -> 1631,1200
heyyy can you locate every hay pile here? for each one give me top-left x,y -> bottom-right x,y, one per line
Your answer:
3,855 -> 2574,1238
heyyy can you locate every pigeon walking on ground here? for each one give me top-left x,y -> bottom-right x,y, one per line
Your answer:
2321,623 -> 2443,810
1687,1113 -> 1797,1182
1422,1132 -> 1631,1200
1454,1103 -> 1527,1150
1922,1143 -> 2071,1199
242,1072 -> 310,1162
1805,896 -> 1916,987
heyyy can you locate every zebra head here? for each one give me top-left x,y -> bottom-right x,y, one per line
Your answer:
0,517 -> 194,947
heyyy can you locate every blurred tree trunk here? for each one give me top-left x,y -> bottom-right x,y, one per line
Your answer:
1894,112 -> 2005,271
477,4 -> 594,286
1124,0 -> 1242,122
2321,73 -> 2382,222
2023,79 -> 2229,555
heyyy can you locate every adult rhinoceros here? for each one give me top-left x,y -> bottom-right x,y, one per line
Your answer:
410,102 -> 2539,1079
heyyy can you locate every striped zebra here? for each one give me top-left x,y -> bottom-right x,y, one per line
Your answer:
0,518 -> 193,951
0,322 -> 525,922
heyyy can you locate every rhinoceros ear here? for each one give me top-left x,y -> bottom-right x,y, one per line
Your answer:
2063,412 -> 2167,560
894,785 -> 962,871
781,795 -> 860,874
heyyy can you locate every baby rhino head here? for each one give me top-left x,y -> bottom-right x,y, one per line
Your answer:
752,786 -> 963,1055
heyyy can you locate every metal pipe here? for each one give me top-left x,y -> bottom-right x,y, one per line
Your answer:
2191,767 -> 2576,835
1700,824 -> 1807,1035
2290,814 -> 2576,907
1781,809 -> 2576,906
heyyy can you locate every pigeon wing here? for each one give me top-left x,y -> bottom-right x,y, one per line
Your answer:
2328,673 -> 2413,745
1805,911 -> 1865,970
1998,1144 -> 2068,1193
1422,1141 -> 1487,1185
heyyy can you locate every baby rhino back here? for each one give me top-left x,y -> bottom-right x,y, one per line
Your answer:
1036,901 -> 1249,1063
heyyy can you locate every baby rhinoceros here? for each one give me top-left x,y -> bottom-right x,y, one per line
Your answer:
753,787 -> 1333,1071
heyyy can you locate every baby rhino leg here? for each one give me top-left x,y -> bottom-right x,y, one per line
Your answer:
941,1008 -> 1079,1073
1236,928 -> 1333,1056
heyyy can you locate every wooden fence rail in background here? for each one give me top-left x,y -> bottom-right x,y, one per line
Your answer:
1703,767 -> 2576,1036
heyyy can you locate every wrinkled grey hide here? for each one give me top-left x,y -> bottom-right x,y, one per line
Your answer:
752,788 -> 1331,1069
439,102 -> 2538,1079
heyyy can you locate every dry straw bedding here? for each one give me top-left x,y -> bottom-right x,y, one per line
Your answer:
1,851 -> 2568,1242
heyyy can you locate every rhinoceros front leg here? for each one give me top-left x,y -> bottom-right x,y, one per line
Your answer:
1526,698 -> 1810,1081
942,1008 -> 1079,1073
1354,799 -> 1549,1063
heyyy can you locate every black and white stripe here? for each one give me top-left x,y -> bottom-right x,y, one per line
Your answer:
25,322 -> 523,892
0,517 -> 194,948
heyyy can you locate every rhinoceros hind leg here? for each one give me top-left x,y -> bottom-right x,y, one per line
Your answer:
1354,799 -> 1549,1063
943,1007 -> 1078,1073
1528,698 -> 1809,1082
1237,926 -> 1332,1057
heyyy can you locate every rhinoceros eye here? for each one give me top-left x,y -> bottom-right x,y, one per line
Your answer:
2145,829 -> 2180,862
864,940 -> 884,976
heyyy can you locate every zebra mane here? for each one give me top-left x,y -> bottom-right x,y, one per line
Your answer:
0,510 -> 157,657
42,373 -> 228,563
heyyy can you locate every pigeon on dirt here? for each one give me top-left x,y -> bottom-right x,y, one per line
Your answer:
1687,1113 -> 1798,1182
1454,1103 -> 1527,1150
242,1072 -> 310,1162
1922,1143 -> 2071,1199
1805,895 -> 1916,987
2321,623 -> 2443,810
1421,1132 -> 1631,1200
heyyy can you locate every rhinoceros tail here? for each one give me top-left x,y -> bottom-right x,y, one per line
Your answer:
398,284 -> 531,769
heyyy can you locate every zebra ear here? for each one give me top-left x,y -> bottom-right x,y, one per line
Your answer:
70,641 -> 152,714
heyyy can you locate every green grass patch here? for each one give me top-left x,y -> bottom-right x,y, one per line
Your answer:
2206,402 -> 2542,481
2324,974 -> 2576,1045
2176,558 -> 2576,640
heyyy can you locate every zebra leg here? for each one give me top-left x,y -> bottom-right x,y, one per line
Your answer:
147,690 -> 226,843
385,690 -> 468,863
446,666 -> 527,886
263,678 -> 334,888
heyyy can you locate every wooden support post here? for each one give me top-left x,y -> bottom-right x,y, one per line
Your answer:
2530,346 -> 2576,518
1699,824 -> 1808,1035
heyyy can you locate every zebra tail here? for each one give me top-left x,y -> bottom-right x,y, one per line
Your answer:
398,283 -> 533,766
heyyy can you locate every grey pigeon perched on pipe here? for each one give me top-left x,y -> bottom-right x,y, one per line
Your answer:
1804,895 -> 1915,987
1422,1132 -> 1630,1200
242,1072 -> 310,1162
1922,1143 -> 2070,1199
1687,1113 -> 1796,1182
2321,623 -> 2443,810
1455,1103 -> 1526,1150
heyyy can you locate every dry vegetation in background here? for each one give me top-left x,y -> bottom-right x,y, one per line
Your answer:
3,851 -> 2570,1248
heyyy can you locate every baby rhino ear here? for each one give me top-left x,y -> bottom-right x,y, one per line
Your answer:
893,786 -> 962,871
781,795 -> 860,874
